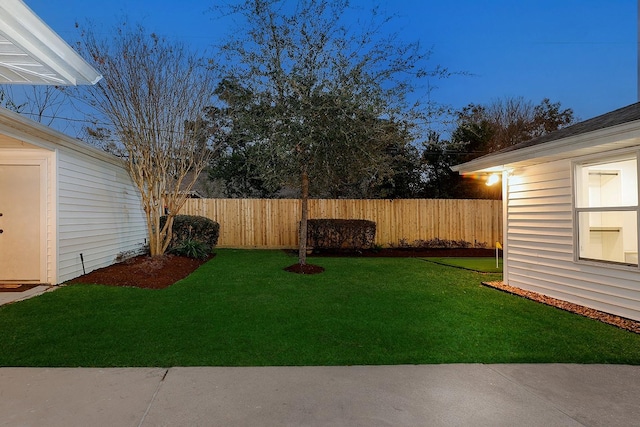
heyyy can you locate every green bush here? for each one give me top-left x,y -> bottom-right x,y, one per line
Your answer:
307,219 -> 376,251
160,215 -> 220,257
169,238 -> 211,259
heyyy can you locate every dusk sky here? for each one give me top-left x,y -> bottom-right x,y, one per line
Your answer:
24,0 -> 637,130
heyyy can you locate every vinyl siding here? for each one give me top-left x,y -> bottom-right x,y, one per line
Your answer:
505,159 -> 640,321
56,149 -> 146,283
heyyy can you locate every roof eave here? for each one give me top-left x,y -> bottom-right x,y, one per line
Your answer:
452,120 -> 640,174
0,0 -> 102,86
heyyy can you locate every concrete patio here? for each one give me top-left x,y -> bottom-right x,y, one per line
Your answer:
1,364 -> 639,426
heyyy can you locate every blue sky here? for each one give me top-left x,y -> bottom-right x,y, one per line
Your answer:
25,0 -> 637,129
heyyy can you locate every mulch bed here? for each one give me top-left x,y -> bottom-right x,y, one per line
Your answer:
284,263 -> 325,274
484,281 -> 640,334
67,254 -> 214,289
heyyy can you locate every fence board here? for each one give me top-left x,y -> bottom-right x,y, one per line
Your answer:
179,198 -> 502,249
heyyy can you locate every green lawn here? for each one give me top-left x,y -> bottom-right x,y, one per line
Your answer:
1,249 -> 639,367
424,257 -> 503,273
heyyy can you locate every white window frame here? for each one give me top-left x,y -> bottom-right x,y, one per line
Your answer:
573,150 -> 640,268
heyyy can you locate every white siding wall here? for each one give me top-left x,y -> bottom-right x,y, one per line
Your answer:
506,159 -> 640,321
56,149 -> 147,283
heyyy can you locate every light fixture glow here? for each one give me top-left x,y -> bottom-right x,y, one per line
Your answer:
486,173 -> 500,186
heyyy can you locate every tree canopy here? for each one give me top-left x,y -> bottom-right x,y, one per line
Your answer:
419,97 -> 576,199
452,97 -> 576,160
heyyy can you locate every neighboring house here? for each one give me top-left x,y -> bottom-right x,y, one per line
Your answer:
453,102 -> 640,322
0,0 -> 147,284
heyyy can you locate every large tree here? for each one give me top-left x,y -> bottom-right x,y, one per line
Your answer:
210,80 -> 421,199
453,97 -> 575,158
419,97 -> 575,199
214,0 -> 443,266
78,24 -> 219,256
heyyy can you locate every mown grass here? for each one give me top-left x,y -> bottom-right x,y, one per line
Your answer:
1,249 -> 639,367
424,257 -> 503,273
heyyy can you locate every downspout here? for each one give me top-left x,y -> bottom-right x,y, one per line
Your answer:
501,170 -> 509,283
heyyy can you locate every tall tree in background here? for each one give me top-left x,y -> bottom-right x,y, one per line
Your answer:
453,97 -> 575,158
420,97 -> 575,199
0,85 -> 74,131
78,24 -> 219,256
421,132 -> 468,198
214,0 -> 445,267
0,86 -> 25,113
207,78 -> 291,198
362,135 -> 424,199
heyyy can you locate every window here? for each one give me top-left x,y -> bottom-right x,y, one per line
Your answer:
574,154 -> 638,266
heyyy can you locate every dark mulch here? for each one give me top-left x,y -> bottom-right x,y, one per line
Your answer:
67,254 -> 214,289
284,263 -> 325,274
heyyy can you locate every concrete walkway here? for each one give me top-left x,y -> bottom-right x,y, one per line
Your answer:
0,285 -> 55,306
1,364 -> 639,426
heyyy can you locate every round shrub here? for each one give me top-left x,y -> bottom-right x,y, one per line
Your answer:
160,215 -> 220,256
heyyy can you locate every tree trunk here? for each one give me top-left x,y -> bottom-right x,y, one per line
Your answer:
145,201 -> 172,257
148,210 -> 163,257
298,169 -> 309,266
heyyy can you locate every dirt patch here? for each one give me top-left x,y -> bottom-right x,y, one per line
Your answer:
484,281 -> 640,334
67,254 -> 214,289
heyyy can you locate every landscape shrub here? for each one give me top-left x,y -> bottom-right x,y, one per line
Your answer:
169,238 -> 211,259
307,219 -> 376,251
160,215 -> 220,257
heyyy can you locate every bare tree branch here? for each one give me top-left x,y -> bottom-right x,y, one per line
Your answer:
77,23 -> 220,256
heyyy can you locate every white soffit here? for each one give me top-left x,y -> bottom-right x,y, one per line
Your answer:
0,0 -> 101,85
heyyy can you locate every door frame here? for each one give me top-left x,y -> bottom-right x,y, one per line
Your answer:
0,152 -> 49,284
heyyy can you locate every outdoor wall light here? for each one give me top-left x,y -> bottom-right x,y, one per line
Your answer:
485,173 -> 500,186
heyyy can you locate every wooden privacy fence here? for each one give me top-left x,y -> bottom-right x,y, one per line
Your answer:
179,198 -> 502,249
